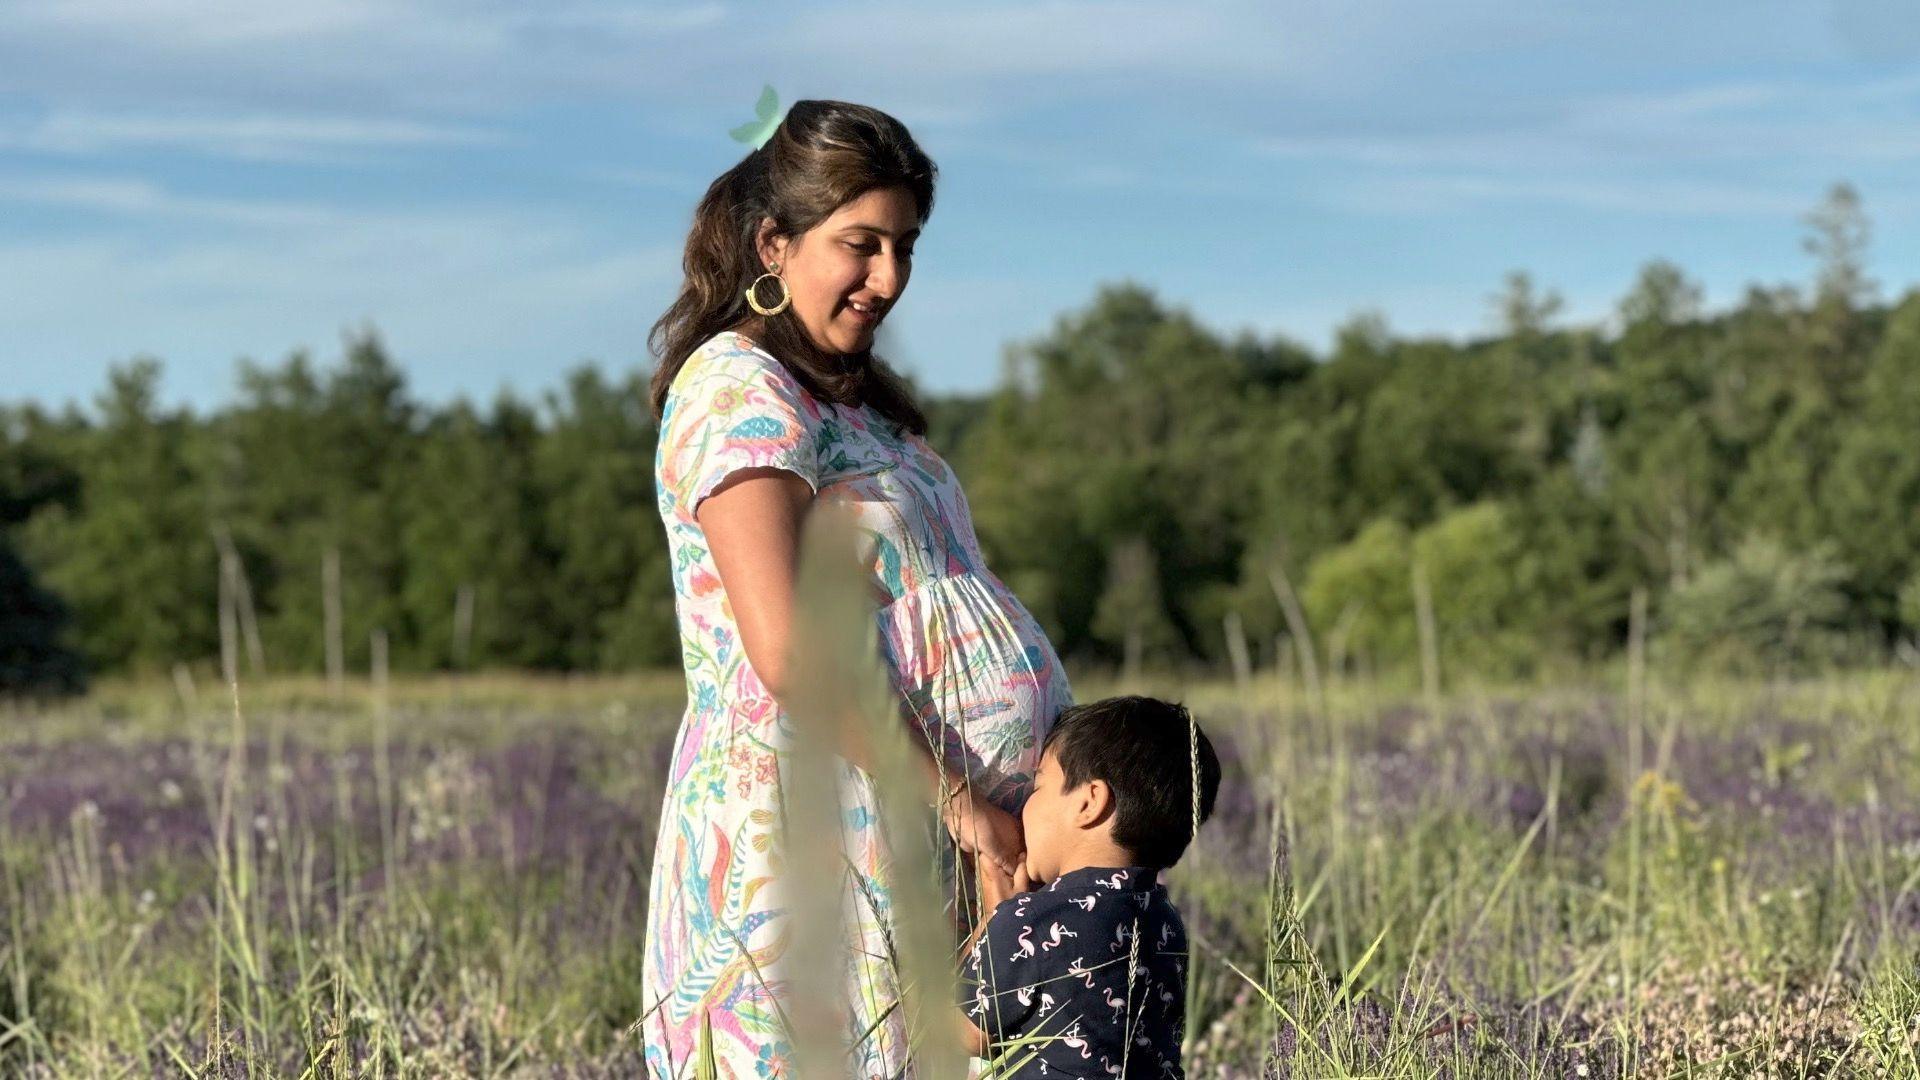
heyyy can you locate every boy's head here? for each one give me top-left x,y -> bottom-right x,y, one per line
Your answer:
1021,695 -> 1222,884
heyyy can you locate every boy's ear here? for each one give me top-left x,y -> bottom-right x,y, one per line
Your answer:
1073,778 -> 1116,829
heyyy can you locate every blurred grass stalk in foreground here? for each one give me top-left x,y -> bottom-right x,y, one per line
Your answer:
731,504 -> 964,1080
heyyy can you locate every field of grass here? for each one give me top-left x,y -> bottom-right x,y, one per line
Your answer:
3,666 -> 1918,1077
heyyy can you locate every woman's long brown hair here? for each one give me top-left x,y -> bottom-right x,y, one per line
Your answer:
648,99 -> 936,436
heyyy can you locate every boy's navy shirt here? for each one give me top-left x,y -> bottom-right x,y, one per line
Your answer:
960,865 -> 1187,1078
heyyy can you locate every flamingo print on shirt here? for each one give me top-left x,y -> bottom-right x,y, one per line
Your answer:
1040,922 -> 1079,951
960,865 -> 1188,1077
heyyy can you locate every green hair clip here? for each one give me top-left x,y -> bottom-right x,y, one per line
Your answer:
729,84 -> 783,150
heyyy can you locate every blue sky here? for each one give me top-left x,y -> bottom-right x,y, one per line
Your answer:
3,1 -> 1918,412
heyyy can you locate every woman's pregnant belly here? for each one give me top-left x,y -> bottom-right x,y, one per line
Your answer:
873,569 -> 1073,812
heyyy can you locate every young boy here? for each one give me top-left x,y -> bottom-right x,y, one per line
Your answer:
956,695 -> 1222,1078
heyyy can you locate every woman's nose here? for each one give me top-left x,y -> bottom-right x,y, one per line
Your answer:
870,253 -> 905,298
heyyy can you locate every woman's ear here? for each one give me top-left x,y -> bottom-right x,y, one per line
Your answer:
754,217 -> 786,270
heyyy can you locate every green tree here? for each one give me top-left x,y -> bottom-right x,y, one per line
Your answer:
1803,181 -> 1875,397
1898,573 -> 1920,639
1508,469 -> 1629,659
21,361 -> 217,672
1821,290 -> 1920,630
1300,517 -> 1415,671
1241,312 -> 1396,589
1608,262 -> 1732,591
1348,339 -> 1531,526
958,283 -> 1271,662
210,329 -> 416,672
0,403 -> 86,692
535,366 -> 675,669
1662,534 -> 1854,672
397,397 -> 549,669
1412,502 -> 1547,676
1090,536 -> 1180,676
0,536 -> 84,694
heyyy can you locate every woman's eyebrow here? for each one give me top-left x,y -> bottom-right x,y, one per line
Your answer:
841,224 -> 921,240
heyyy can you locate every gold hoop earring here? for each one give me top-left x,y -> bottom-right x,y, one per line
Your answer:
745,264 -> 792,316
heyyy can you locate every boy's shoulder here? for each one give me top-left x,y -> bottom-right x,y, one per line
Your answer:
1039,864 -> 1178,910
990,863 -> 1153,909
980,865 -> 1185,958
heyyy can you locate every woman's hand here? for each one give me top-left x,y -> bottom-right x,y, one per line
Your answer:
942,788 -> 1024,879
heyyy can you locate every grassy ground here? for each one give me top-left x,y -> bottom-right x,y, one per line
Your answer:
3,668 -> 1918,1077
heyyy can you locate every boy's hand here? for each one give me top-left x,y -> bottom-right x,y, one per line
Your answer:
955,1009 -> 989,1058
977,856 -> 1031,912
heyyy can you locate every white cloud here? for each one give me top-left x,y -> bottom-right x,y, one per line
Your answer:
0,0 -> 733,113
782,2 -> 1263,82
1327,174 -> 1815,218
6,0 -> 395,47
1255,72 -> 1920,171
5,0 -> 725,49
581,165 -> 705,194
1251,70 -> 1920,225
3,109 -> 503,162
0,174 -> 337,225
1564,73 -> 1920,163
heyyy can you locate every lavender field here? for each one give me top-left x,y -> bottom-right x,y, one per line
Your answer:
3,670 -> 1918,1077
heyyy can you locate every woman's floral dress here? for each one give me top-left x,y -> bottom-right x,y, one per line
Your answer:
641,330 -> 1073,1078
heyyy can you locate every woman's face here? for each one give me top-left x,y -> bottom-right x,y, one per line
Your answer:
758,185 -> 919,356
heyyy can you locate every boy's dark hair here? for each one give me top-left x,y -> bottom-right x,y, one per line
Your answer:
1040,695 -> 1222,868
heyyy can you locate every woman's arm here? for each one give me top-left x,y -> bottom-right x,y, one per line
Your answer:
696,468 -> 1024,875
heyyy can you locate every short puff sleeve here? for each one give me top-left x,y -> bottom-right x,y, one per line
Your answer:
660,346 -> 824,518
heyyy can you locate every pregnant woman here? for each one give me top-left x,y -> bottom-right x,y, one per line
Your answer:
639,99 -> 1073,1078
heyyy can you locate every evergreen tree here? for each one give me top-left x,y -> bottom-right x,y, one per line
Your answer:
958,283 -> 1269,662
1090,536 -> 1180,676
1822,290 -> 1920,630
21,361 -> 216,672
397,396 -> 548,669
535,366 -> 674,669
0,536 -> 84,694
0,404 -> 86,692
211,329 -> 416,672
1803,181 -> 1875,396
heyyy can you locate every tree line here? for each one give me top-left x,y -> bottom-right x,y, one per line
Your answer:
4,184 -> 1917,692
